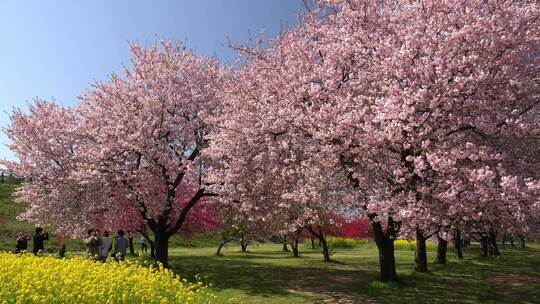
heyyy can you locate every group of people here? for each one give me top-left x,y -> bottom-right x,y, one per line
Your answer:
15,227 -> 49,254
85,229 -> 149,261
85,229 -> 129,261
15,227 -> 149,262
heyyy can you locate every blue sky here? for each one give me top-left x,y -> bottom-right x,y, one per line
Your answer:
0,1 -> 303,161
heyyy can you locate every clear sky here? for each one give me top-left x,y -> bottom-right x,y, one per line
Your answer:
0,0 -> 304,161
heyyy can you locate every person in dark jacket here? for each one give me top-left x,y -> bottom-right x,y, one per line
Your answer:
15,232 -> 31,253
32,227 -> 49,255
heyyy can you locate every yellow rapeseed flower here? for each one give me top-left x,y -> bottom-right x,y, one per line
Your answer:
0,252 -> 215,304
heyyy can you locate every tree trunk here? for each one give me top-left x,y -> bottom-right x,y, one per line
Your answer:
320,235 -> 330,262
436,235 -> 447,264
149,239 -> 156,259
311,238 -> 315,249
291,239 -> 300,257
216,239 -> 231,256
372,220 -> 398,282
283,241 -> 289,252
519,236 -> 525,248
289,228 -> 303,258
502,234 -> 506,247
453,229 -> 463,259
154,231 -> 170,268
241,243 -> 248,252
480,235 -> 488,257
415,228 -> 428,272
128,237 -> 135,255
58,244 -> 66,258
510,236 -> 515,247
240,237 -> 249,252
489,231 -> 500,256
306,226 -> 331,262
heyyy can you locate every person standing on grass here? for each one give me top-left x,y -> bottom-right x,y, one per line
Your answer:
99,231 -> 113,262
113,230 -> 129,261
84,229 -> 100,260
15,232 -> 31,253
32,227 -> 49,255
139,235 -> 148,254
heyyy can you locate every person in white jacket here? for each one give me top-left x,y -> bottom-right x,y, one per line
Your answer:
99,231 -> 113,262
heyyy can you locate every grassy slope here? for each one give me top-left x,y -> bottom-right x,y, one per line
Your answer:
170,243 -> 540,304
0,179 -> 34,249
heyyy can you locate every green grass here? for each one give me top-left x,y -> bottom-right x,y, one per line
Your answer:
167,242 -> 540,304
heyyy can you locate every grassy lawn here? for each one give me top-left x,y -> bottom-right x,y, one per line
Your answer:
168,242 -> 540,304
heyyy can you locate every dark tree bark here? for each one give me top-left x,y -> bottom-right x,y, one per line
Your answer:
149,240 -> 156,259
510,236 -> 515,247
128,236 -> 135,255
58,244 -> 66,258
480,235 -> 489,257
291,239 -> 300,257
320,236 -> 330,262
129,158 -> 216,268
371,217 -> 399,282
154,230 -> 170,267
216,239 -> 232,256
489,231 -> 500,256
282,243 -> 289,252
306,226 -> 330,262
415,228 -> 428,272
311,238 -> 315,249
240,237 -> 249,252
453,228 -> 464,259
289,227 -> 303,258
436,235 -> 447,264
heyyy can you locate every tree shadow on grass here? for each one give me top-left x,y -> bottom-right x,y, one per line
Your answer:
171,254 -> 375,302
170,244 -> 540,304
357,245 -> 540,304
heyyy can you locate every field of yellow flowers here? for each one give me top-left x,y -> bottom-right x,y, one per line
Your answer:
0,252 -> 215,304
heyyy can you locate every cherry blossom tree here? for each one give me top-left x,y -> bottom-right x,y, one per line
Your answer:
205,39 -> 350,261
299,0 -> 539,277
4,101 -> 100,237
5,42 -> 225,267
209,0 -> 539,281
